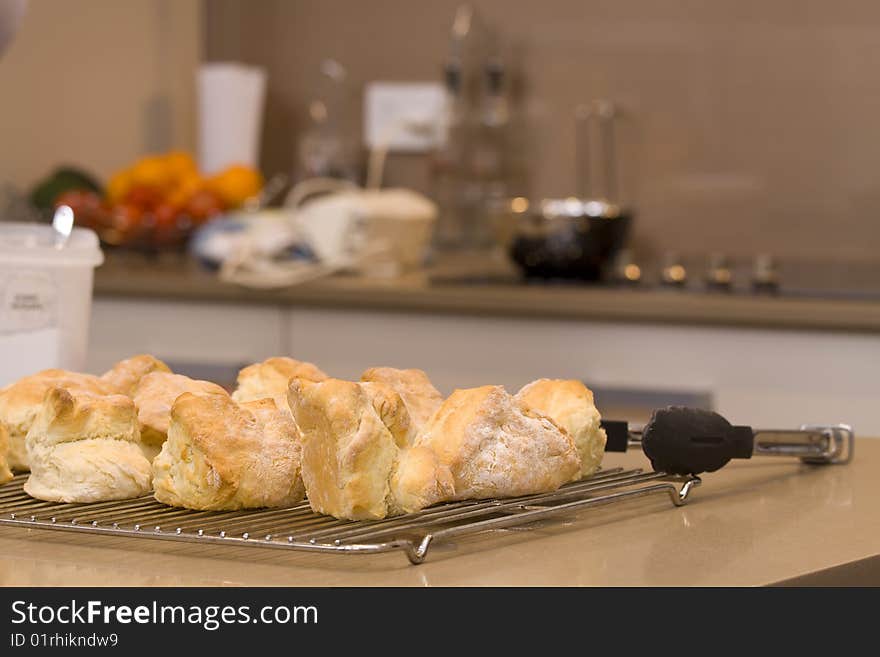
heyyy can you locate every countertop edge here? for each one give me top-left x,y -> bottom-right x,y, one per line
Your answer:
93,276 -> 880,334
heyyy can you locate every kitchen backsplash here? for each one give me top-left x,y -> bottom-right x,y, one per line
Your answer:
206,0 -> 880,263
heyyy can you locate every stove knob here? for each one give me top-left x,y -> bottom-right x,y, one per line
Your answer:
752,253 -> 779,293
705,253 -> 733,291
613,249 -> 642,284
661,252 -> 687,287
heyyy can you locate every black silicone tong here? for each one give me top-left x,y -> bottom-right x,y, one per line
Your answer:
601,407 -> 854,475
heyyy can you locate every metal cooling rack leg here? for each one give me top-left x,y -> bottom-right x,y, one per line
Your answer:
407,474 -> 701,565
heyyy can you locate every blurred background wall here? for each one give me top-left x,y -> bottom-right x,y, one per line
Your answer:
0,0 -> 201,189
205,0 -> 880,264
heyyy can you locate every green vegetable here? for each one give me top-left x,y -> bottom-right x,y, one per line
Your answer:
30,166 -> 103,212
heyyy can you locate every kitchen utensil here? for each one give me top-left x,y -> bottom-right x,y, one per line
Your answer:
752,253 -> 779,293
298,59 -> 354,181
242,173 -> 289,212
499,100 -> 633,281
601,406 -> 854,474
660,251 -> 688,286
501,196 -> 632,281
705,253 -> 732,290
51,203 -> 74,249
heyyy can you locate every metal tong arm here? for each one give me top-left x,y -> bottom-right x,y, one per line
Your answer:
751,425 -> 854,465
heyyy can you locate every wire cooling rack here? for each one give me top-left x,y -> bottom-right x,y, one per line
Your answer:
0,468 -> 699,564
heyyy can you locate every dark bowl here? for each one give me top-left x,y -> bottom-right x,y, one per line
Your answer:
496,197 -> 633,281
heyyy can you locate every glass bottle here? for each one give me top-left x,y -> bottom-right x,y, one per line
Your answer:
466,58 -> 511,250
429,61 -> 470,251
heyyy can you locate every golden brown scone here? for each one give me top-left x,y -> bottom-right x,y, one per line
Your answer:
231,357 -> 328,407
516,379 -> 607,478
152,393 -> 305,510
0,423 -> 12,484
358,381 -> 413,448
288,378 -> 453,520
100,354 -> 171,395
391,445 -> 454,514
23,388 -> 152,503
132,372 -> 229,460
415,385 -> 581,500
360,367 -> 443,435
0,370 -> 112,472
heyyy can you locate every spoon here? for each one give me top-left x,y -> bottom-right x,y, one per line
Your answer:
52,204 -> 74,249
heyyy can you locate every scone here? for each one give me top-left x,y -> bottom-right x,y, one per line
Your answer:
131,371 -> 228,460
152,393 -> 305,510
0,423 -> 12,484
516,379 -> 607,478
414,385 -> 581,500
23,388 -> 152,503
101,354 -> 171,395
0,370 -> 112,471
231,356 -> 328,406
360,367 -> 443,434
288,378 -> 453,520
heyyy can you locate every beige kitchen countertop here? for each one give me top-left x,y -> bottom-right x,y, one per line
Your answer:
1,439 -> 877,587
91,252 -> 880,333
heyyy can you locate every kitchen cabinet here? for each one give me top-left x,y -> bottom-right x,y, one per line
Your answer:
87,298 -> 285,386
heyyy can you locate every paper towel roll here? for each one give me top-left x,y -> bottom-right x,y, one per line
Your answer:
198,62 -> 267,175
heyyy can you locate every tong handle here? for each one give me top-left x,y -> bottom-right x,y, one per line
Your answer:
640,407 -> 753,475
601,419 -> 631,453
601,407 -> 854,475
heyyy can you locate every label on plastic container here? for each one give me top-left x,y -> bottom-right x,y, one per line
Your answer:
0,269 -> 60,386
0,269 -> 58,335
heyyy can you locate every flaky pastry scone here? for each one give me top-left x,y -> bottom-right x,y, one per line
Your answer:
100,354 -> 171,396
0,423 -> 12,484
0,369 -> 112,471
288,378 -> 453,520
231,356 -> 328,407
131,372 -> 228,460
23,388 -> 152,503
359,367 -> 443,435
516,379 -> 607,478
414,385 -> 581,500
152,393 -> 305,510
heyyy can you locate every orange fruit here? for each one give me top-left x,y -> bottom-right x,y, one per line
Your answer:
184,189 -> 224,223
163,151 -> 198,182
166,171 -> 204,208
205,164 -> 263,209
130,155 -> 171,190
105,169 -> 133,205
124,185 -> 164,211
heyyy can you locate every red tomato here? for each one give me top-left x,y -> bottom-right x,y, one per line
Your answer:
54,190 -> 105,231
123,185 -> 163,211
54,189 -> 102,214
184,190 -> 224,224
153,203 -> 179,229
96,203 -> 142,245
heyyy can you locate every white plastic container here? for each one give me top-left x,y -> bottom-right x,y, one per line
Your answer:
0,222 -> 104,386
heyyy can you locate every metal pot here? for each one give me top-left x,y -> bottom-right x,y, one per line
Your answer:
496,196 -> 632,281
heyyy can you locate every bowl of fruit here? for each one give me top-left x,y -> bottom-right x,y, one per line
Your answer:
30,153 -> 263,252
